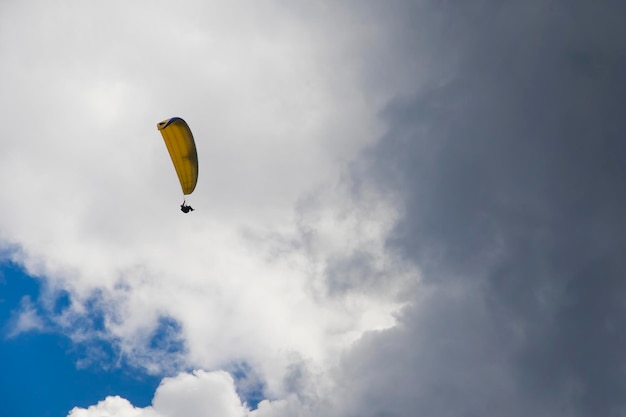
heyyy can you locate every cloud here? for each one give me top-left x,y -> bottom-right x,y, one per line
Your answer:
152,371 -> 247,417
67,370 -> 300,417
5,296 -> 46,338
5,0 -> 626,416
67,396 -> 159,417
322,0 -> 626,416
0,0 -> 417,405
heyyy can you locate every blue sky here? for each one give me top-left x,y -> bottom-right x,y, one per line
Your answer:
0,262 -> 265,416
0,263 -> 159,417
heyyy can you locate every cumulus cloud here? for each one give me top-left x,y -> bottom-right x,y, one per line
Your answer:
0,0 -> 417,405
5,0 -> 626,416
68,370 -> 304,417
68,396 -> 159,417
151,371 -> 247,417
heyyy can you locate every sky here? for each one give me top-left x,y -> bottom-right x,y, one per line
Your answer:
1,0 -> 626,416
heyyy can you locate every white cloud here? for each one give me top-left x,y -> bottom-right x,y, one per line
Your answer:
67,370 -> 298,417
5,295 -> 46,337
152,370 -> 247,417
67,396 -> 160,417
0,0 -> 420,406
33,0 -> 626,416
249,396 -> 309,417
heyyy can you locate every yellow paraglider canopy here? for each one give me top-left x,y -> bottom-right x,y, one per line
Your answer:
157,117 -> 198,195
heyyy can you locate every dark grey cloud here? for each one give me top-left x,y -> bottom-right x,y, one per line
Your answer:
335,1 -> 626,416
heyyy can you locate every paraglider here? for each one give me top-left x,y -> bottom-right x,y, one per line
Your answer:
180,200 -> 194,213
157,117 -> 198,213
